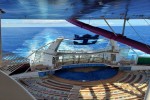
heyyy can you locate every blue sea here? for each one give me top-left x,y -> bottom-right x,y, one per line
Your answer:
2,26 -> 150,57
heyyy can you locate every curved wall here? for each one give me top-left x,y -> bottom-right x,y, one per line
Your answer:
0,71 -> 35,100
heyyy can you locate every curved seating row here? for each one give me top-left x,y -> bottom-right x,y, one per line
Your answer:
18,70 -> 149,100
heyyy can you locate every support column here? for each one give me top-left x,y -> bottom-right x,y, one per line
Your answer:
122,0 -> 129,36
0,9 -> 5,67
0,14 -> 2,67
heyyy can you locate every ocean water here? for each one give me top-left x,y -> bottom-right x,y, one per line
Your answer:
2,26 -> 150,57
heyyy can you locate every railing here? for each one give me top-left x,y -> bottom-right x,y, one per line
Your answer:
28,41 -> 136,71
54,53 -> 114,69
30,42 -> 53,67
54,48 -> 137,69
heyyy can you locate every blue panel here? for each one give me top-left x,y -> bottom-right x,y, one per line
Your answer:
62,63 -> 107,69
38,72 -> 46,77
38,70 -> 55,77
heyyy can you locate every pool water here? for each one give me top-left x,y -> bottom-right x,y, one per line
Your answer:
54,65 -> 118,81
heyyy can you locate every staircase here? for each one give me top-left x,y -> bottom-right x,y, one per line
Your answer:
68,85 -> 81,100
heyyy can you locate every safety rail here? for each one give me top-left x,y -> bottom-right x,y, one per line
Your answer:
54,49 -> 136,69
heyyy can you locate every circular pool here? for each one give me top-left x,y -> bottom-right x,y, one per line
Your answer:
54,64 -> 118,81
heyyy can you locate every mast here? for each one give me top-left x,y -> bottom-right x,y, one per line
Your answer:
67,19 -> 150,54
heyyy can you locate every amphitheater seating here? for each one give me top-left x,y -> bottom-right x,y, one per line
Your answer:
18,70 -> 149,100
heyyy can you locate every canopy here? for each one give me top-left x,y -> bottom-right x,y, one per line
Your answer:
0,0 -> 150,19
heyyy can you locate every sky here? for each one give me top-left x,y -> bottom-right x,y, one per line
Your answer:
1,19 -> 150,27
